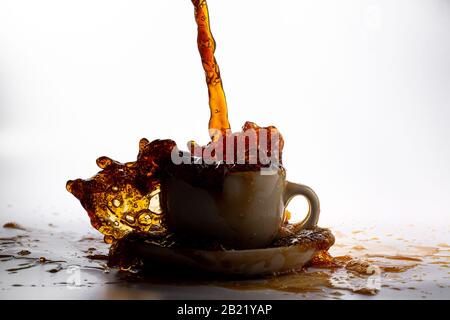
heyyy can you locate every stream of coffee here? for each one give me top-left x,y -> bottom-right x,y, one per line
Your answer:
192,0 -> 231,141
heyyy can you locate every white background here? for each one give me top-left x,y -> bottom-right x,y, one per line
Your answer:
0,0 -> 449,232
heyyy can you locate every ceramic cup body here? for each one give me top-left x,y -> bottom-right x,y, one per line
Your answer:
161,170 -> 320,249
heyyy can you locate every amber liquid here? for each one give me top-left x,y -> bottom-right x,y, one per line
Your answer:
192,0 -> 231,141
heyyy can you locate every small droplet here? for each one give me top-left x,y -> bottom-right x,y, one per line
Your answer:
18,250 -> 31,256
113,221 -> 119,227
66,180 -> 74,193
112,199 -> 121,207
139,138 -> 149,151
112,186 -> 119,192
96,157 -> 113,169
138,211 -> 152,226
104,236 -> 114,244
125,215 -> 135,224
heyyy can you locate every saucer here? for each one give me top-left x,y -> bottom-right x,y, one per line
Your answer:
110,227 -> 335,277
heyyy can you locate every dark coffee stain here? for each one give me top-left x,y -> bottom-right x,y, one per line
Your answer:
79,236 -> 101,242
365,254 -> 423,262
3,222 -> 27,231
47,264 -> 64,274
5,256 -> 66,273
0,254 -> 15,261
86,254 -> 109,261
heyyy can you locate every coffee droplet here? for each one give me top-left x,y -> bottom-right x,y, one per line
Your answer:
139,138 -> 150,152
112,186 -> 119,192
138,211 -> 152,226
125,214 -> 135,224
104,235 -> 114,244
96,156 -> 113,169
112,199 -> 121,207
66,180 -> 74,193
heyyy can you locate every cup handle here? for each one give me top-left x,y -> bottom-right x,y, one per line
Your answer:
283,181 -> 320,233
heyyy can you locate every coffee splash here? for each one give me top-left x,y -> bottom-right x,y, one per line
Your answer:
67,0 -> 284,243
67,139 -> 175,242
67,124 -> 283,243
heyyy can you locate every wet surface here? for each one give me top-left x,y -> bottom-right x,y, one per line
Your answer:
0,219 -> 448,300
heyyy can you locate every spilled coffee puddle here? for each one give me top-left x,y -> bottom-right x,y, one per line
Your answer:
0,222 -> 112,290
0,254 -> 65,274
216,252 -> 420,297
1,222 -> 448,299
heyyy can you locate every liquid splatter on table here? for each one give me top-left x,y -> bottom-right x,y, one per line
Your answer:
0,216 -> 448,300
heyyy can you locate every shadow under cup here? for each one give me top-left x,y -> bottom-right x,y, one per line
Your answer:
161,169 -> 320,250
